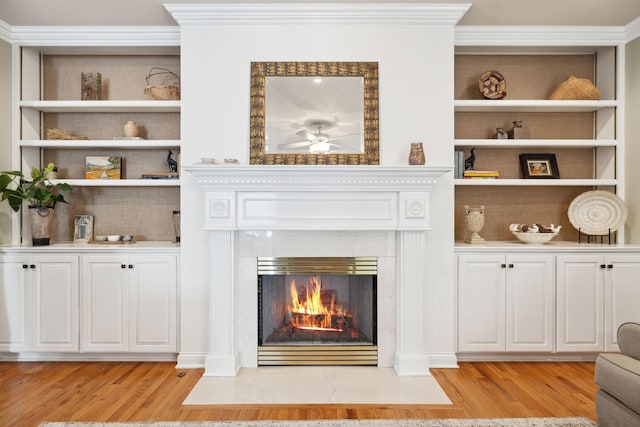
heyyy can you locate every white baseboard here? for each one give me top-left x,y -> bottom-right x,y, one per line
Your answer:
0,352 -> 177,362
176,352 -> 207,369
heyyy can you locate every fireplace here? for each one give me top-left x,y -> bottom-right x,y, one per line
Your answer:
185,165 -> 450,376
258,257 -> 377,365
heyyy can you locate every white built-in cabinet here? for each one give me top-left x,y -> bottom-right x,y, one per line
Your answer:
0,247 -> 178,358
458,253 -> 554,352
0,254 -> 78,352
457,246 -> 640,357
82,254 -> 177,353
556,253 -> 640,353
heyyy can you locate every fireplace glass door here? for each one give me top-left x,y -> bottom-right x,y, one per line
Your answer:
258,257 -> 377,365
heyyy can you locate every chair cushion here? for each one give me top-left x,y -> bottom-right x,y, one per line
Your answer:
596,389 -> 640,427
618,322 -> 640,360
595,353 -> 640,415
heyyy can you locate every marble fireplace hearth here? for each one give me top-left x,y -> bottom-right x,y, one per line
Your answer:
187,165 -> 448,376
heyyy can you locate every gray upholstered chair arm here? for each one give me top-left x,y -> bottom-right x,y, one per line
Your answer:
618,322 -> 640,360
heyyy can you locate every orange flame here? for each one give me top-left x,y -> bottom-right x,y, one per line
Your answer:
289,276 -> 347,331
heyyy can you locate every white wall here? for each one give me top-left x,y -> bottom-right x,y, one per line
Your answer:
626,37 -> 640,243
0,39 -> 11,244
177,20 -> 457,365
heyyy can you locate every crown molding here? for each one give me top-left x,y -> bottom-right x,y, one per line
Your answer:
0,20 -> 11,43
626,17 -> 640,43
164,3 -> 471,26
9,26 -> 179,46
455,26 -> 626,47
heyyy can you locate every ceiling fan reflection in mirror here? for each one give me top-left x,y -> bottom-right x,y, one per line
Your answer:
276,119 -> 360,154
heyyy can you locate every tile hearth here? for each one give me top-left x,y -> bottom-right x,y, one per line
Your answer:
183,367 -> 452,405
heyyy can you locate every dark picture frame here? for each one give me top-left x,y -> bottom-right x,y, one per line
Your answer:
519,153 -> 560,179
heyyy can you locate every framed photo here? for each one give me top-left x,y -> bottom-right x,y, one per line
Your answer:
86,156 -> 122,179
519,153 -> 560,179
74,215 -> 94,242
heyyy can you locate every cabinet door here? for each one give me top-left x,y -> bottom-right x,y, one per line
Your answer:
556,254 -> 604,352
506,254 -> 554,352
129,255 -> 177,352
31,255 -> 79,352
458,254 -> 506,352
0,255 -> 30,351
81,256 -> 129,352
604,254 -> 640,351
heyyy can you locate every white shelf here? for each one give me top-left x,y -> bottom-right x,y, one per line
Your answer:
454,139 -> 617,148
455,179 -> 617,186
20,140 -> 181,149
20,100 -> 180,113
50,179 -> 180,187
454,99 -> 617,113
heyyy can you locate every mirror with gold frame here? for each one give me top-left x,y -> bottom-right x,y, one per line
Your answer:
250,62 -> 379,165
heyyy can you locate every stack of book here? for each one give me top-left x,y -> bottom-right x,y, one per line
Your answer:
463,170 -> 500,179
454,151 -> 465,179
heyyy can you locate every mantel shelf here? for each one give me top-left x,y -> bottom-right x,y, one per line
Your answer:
454,99 -> 617,113
20,100 -> 180,113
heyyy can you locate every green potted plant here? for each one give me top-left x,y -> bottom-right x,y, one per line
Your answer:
0,163 -> 73,246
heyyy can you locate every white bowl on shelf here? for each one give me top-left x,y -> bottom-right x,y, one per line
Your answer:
107,235 -> 121,242
512,231 -> 558,244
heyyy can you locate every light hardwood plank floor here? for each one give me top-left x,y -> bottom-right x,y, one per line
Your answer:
0,361 -> 597,426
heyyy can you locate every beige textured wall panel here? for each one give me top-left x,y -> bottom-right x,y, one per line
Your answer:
43,55 -> 180,100
455,54 -> 596,100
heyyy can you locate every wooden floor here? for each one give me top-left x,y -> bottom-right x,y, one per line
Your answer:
0,361 -> 597,426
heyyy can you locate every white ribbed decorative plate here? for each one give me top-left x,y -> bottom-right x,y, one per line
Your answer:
568,190 -> 628,235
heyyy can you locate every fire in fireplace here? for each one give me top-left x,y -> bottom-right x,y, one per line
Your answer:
258,257 -> 377,365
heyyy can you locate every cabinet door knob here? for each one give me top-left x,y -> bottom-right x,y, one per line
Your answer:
501,263 -> 506,268
30,264 -> 36,269
607,264 -> 613,269
600,264 -> 606,269
128,264 -> 134,269
22,264 -> 28,269
121,264 -> 127,269
508,264 -> 514,268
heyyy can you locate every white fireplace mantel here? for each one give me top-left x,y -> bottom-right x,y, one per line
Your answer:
186,165 -> 449,231
186,165 -> 450,377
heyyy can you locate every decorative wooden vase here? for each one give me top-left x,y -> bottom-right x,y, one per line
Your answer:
408,142 -> 425,165
464,205 -> 486,244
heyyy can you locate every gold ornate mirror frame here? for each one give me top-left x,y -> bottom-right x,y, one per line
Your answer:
250,62 -> 379,165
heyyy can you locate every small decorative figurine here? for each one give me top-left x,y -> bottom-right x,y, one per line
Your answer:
408,142 -> 425,165
464,147 -> 476,170
508,120 -> 530,139
167,150 -> 178,173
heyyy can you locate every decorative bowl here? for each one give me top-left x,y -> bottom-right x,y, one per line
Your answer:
512,231 -> 558,244
107,235 -> 121,242
94,235 -> 107,242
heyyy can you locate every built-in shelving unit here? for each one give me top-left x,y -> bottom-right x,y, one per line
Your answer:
454,45 -> 622,243
16,45 -> 181,243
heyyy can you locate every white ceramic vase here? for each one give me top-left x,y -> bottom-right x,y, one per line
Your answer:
123,121 -> 139,138
464,205 -> 486,244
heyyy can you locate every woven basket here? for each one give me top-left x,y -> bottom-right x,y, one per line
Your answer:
144,67 -> 180,100
549,74 -> 600,100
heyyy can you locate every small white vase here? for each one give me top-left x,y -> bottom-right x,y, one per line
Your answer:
123,121 -> 139,138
